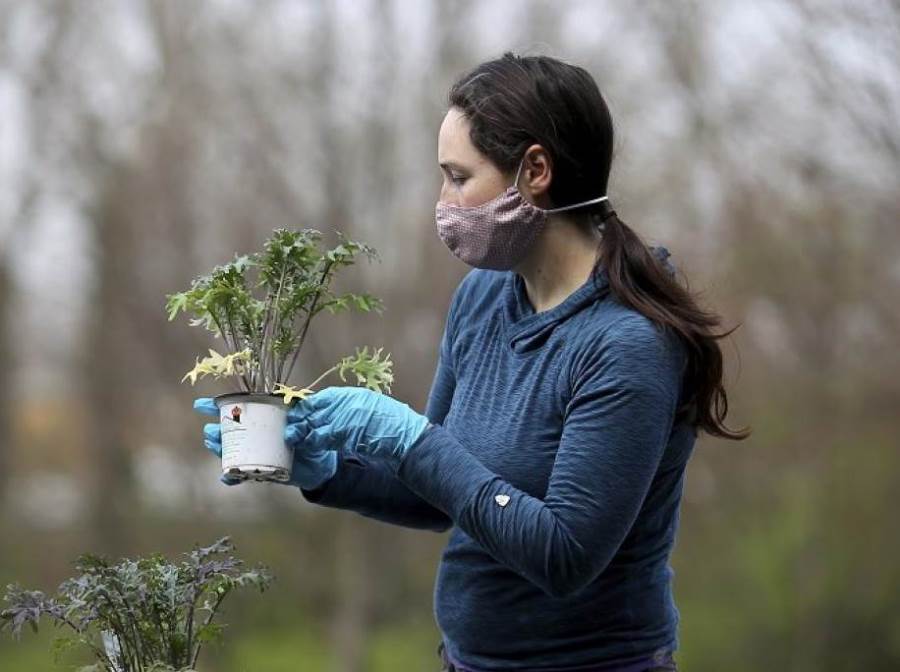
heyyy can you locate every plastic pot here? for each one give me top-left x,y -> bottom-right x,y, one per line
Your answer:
213,392 -> 293,482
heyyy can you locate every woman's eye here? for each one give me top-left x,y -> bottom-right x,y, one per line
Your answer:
450,174 -> 467,186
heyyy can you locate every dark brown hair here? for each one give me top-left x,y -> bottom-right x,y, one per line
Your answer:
449,52 -> 749,441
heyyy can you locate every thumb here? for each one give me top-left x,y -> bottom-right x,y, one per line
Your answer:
194,398 -> 219,417
299,387 -> 344,415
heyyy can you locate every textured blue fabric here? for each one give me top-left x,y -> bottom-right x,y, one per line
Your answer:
301,247 -> 696,670
442,638 -> 678,672
287,386 -> 431,475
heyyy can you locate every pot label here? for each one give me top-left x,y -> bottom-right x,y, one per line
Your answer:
218,401 -> 291,473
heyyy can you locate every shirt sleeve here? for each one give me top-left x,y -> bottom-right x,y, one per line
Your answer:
298,280 -> 462,532
298,444 -> 452,531
396,315 -> 686,597
423,308 -> 456,425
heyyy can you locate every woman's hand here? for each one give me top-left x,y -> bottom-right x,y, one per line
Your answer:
193,397 -> 338,490
286,387 -> 432,474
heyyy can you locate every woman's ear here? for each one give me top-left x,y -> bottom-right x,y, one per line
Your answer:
520,144 -> 553,206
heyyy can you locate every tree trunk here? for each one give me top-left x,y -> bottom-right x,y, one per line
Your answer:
0,261 -> 11,516
82,170 -> 138,554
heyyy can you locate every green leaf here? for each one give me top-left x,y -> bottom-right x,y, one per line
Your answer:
167,228 -> 386,394
337,346 -> 394,394
231,254 -> 254,274
165,292 -> 188,321
350,293 -> 384,314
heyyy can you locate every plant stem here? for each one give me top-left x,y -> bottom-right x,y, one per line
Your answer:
150,602 -> 172,669
97,592 -> 139,672
210,313 -> 250,392
168,606 -> 179,669
256,289 -> 277,392
264,260 -> 289,392
284,260 -> 333,383
185,597 -> 195,669
110,581 -> 151,669
184,561 -> 204,668
253,311 -> 267,391
189,589 -> 228,670
50,611 -> 85,635
224,313 -> 251,392
305,365 -> 339,392
209,313 -> 236,358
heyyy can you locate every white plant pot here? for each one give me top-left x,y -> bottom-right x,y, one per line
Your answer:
214,393 -> 292,482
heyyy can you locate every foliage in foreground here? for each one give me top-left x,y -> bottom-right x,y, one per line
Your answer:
1,537 -> 272,672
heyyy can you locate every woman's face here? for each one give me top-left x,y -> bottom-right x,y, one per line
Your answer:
437,107 -> 512,207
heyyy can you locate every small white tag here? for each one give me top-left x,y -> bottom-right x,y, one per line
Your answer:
494,494 -> 510,507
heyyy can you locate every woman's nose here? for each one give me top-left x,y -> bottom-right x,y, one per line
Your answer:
438,184 -> 460,206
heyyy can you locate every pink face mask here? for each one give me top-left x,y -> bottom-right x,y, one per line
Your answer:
434,156 -> 609,270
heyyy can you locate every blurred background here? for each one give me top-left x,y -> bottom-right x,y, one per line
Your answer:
1,0 -> 898,670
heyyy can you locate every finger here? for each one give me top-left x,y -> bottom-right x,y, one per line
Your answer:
193,398 -> 219,416
298,387 -> 345,413
294,446 -> 332,465
291,433 -> 332,461
287,403 -> 337,432
286,393 -> 337,426
284,420 -> 313,447
303,425 -> 343,453
203,423 -> 221,443
286,399 -> 315,423
205,438 -> 222,458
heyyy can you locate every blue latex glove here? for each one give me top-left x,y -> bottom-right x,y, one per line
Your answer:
288,386 -> 432,475
193,397 -> 338,490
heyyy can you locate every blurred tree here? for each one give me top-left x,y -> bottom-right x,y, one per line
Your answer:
82,166 -> 140,552
0,0 -> 77,526
0,262 -> 10,509
313,3 -> 375,670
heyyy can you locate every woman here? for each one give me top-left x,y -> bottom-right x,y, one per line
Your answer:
197,52 -> 749,671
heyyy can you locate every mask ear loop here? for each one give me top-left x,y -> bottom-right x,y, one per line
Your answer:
513,156 -> 527,191
545,195 -> 609,214
515,152 -> 612,222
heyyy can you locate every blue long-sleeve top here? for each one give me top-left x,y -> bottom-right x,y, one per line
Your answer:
301,247 -> 698,670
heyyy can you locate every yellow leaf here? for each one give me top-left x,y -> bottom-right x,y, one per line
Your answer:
273,383 -> 315,405
181,360 -> 201,385
181,348 -> 252,385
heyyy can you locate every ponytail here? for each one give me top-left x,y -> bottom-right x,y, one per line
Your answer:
593,211 -> 749,440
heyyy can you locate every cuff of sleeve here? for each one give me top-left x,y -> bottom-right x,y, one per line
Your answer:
397,423 -> 492,522
300,449 -> 360,505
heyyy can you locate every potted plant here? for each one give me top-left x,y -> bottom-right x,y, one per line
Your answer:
1,537 -> 272,672
165,228 -> 394,483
